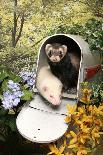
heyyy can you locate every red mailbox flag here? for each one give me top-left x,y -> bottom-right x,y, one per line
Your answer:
85,64 -> 102,80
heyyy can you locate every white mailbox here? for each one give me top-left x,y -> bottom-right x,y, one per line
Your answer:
16,34 -> 102,143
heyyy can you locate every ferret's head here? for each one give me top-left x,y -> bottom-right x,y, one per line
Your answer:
41,81 -> 63,106
45,43 -> 67,62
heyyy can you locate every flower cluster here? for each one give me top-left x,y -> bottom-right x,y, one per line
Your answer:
48,104 -> 103,155
20,71 -> 36,90
2,80 -> 24,109
48,141 -> 66,155
65,104 -> 103,155
47,84 -> 103,155
80,82 -> 103,105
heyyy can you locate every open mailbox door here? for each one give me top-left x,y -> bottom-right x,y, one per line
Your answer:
16,34 -> 101,143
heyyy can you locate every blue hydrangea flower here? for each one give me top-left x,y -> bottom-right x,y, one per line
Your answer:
13,98 -> 20,106
2,81 -> 24,109
2,100 -> 12,109
8,80 -> 20,91
20,71 -> 36,90
13,91 -> 24,98
27,78 -> 34,86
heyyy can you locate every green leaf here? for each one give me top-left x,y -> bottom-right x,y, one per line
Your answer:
9,73 -> 22,83
5,115 -> 17,132
0,71 -> 9,82
0,117 -> 6,125
21,90 -> 33,101
22,84 -> 29,89
0,94 -> 3,100
0,134 -> 5,142
0,115 -> 16,132
1,80 -> 8,92
0,106 -> 9,116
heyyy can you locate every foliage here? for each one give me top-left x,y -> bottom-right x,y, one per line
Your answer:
0,0 -> 103,72
82,0 -> 103,18
50,18 -> 103,58
0,65 -> 35,142
80,82 -> 103,106
48,82 -> 103,155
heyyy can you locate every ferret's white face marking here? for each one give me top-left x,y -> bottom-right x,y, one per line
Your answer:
42,83 -> 62,105
45,43 -> 67,62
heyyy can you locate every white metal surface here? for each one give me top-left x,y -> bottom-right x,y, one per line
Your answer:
16,95 -> 76,143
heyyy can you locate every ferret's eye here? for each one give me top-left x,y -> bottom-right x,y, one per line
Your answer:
59,51 -> 63,58
50,95 -> 53,98
48,50 -> 52,57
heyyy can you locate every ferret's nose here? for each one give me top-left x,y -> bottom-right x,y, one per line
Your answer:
52,56 -> 59,62
53,58 -> 57,61
52,99 -> 61,106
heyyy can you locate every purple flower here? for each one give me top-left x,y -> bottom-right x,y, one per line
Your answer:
27,78 -> 34,86
2,100 -> 13,109
3,91 -> 10,97
8,80 -> 20,91
2,92 -> 14,109
13,91 -> 24,98
2,81 -> 24,109
13,98 -> 20,106
20,71 -> 36,90
2,91 -> 23,109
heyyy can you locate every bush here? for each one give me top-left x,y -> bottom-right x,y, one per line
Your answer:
49,18 -> 103,58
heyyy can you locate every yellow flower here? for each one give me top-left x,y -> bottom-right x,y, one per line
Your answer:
73,107 -> 86,121
75,120 -> 82,126
80,97 -> 90,104
69,137 -> 77,145
48,144 -> 65,155
82,89 -> 92,94
99,105 -> 103,111
65,116 -> 71,123
65,153 -> 74,155
70,131 -> 77,138
67,104 -> 77,115
95,119 -> 103,127
48,144 -> 58,155
88,105 -> 93,112
65,132 -> 71,138
78,106 -> 86,114
77,149 -> 87,155
94,105 -> 103,116
67,131 -> 78,149
79,133 -> 91,144
91,127 -> 103,139
81,126 -> 91,134
80,88 -> 92,104
68,143 -> 78,149
82,116 -> 93,124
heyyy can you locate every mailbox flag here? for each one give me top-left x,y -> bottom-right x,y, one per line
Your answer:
85,64 -> 102,80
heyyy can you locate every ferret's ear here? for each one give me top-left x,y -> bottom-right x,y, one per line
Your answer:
61,45 -> 67,55
45,44 -> 52,52
43,86 -> 48,92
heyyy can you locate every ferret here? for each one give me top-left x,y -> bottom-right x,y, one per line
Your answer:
36,66 -> 63,105
45,43 -> 80,90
